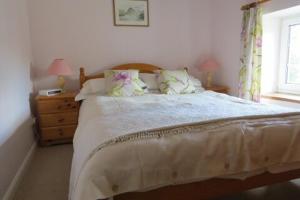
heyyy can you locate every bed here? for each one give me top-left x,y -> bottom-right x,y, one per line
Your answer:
69,63 -> 300,200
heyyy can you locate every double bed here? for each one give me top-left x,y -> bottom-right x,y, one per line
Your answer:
69,63 -> 300,200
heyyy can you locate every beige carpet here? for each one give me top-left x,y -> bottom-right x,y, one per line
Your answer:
14,145 -> 300,200
14,145 -> 73,200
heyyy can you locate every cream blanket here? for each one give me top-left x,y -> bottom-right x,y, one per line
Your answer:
69,92 -> 300,200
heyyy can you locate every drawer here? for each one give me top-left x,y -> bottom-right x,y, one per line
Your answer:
41,125 -> 77,140
37,99 -> 79,114
39,112 -> 78,127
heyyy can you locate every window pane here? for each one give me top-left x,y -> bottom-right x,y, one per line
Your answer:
287,24 -> 300,84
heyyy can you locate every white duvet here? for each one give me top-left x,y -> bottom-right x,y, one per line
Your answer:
69,92 -> 300,200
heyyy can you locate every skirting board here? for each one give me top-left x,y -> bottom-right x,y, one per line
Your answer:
2,142 -> 37,200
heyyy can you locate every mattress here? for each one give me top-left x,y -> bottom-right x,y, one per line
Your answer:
69,91 -> 300,200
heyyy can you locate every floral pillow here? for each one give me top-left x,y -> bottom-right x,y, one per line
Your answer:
104,70 -> 145,97
158,70 -> 196,95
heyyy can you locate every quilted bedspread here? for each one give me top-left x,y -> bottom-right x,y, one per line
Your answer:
69,92 -> 300,200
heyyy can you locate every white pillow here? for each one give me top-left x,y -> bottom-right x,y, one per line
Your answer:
75,74 -> 149,101
82,78 -> 106,94
189,75 -> 205,92
75,78 -> 106,101
136,78 -> 148,91
75,92 -> 88,101
140,73 -> 159,90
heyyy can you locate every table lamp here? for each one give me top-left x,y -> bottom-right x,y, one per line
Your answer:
48,59 -> 72,91
199,58 -> 220,88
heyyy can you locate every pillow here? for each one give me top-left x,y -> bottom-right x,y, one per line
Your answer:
136,78 -> 149,93
75,78 -> 106,101
158,70 -> 196,95
140,73 -> 159,90
104,70 -> 145,97
136,78 -> 148,90
75,92 -> 90,101
189,75 -> 205,92
83,78 -> 106,94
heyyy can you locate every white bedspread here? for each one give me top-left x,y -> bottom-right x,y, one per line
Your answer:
69,92 -> 300,200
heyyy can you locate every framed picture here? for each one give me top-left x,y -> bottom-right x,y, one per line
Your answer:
113,0 -> 149,27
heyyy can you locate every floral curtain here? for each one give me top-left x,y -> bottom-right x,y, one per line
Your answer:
239,7 -> 263,102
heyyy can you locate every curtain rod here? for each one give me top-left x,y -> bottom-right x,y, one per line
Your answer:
241,0 -> 271,11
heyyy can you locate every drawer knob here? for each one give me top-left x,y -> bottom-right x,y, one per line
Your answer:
57,106 -> 62,110
58,129 -> 64,136
58,118 -> 65,123
67,103 -> 71,107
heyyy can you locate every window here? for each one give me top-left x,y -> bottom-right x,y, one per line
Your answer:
278,17 -> 300,94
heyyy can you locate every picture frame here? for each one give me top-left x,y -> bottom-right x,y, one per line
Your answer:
113,0 -> 149,27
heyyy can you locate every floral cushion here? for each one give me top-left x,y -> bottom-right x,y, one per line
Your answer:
104,70 -> 145,97
158,70 -> 196,94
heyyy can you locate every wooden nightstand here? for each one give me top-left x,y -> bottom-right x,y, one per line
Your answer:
204,85 -> 229,94
35,92 -> 79,146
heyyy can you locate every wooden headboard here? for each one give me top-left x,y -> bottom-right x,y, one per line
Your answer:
79,63 -> 162,88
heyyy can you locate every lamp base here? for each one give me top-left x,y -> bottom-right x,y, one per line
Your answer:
206,72 -> 213,88
57,76 -> 66,92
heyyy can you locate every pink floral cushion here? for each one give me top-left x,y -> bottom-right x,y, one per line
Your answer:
104,70 -> 145,97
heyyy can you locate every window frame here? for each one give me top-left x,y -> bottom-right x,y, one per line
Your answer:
278,17 -> 300,94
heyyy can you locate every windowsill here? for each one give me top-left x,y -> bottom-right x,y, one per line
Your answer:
262,93 -> 300,104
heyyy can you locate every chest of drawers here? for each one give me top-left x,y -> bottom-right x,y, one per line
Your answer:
35,92 -> 79,146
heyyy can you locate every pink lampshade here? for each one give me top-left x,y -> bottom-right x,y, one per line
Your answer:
48,59 -> 72,76
199,58 -> 220,72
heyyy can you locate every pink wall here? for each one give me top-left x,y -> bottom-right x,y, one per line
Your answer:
211,0 -> 251,96
28,0 -> 211,91
29,0 -> 300,94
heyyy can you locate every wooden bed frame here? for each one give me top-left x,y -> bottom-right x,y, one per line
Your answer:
79,63 -> 300,200
79,63 -> 162,88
